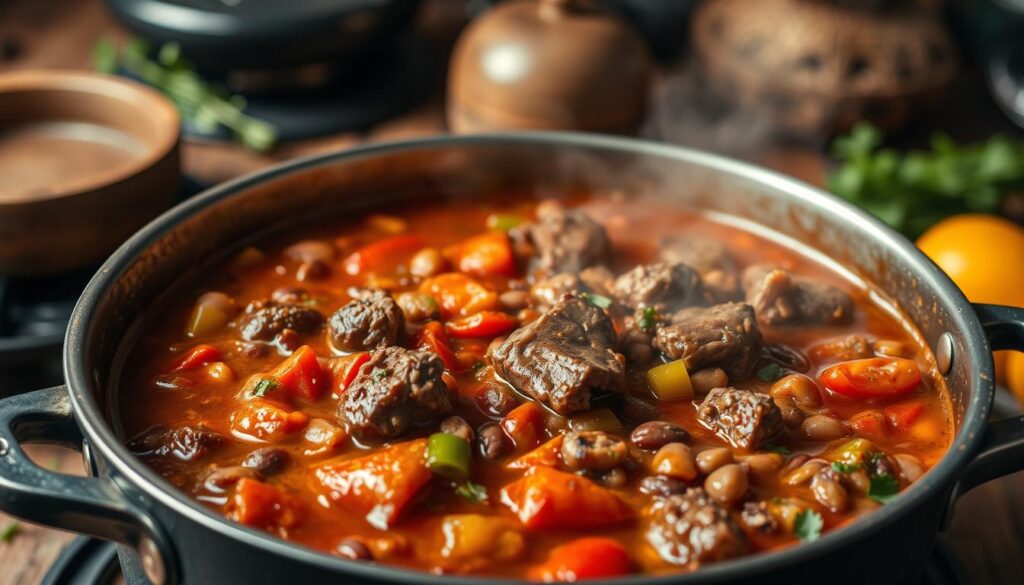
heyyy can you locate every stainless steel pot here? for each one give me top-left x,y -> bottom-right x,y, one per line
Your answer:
1,133 -> 1022,585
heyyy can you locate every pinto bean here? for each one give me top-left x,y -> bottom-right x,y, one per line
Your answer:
630,421 -> 691,451
740,452 -> 784,475
336,537 -> 374,561
242,447 -> 290,476
204,466 -> 259,492
639,475 -> 688,497
499,290 -> 530,310
441,415 -> 475,444
651,442 -> 697,481
475,381 -> 519,417
296,260 -> 329,281
690,368 -> 728,395
477,423 -> 509,460
770,374 -> 822,409
774,395 -> 805,428
811,468 -> 849,513
801,415 -> 848,442
410,248 -> 444,277
704,464 -> 748,506
785,458 -> 828,486
561,431 -> 630,471
696,447 -> 734,475
763,343 -> 810,372
621,396 -> 661,423
872,339 -> 909,358
284,240 -> 335,264
893,453 -> 925,485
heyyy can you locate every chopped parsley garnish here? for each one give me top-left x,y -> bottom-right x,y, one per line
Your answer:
582,292 -> 613,309
1,522 -> 20,543
251,377 -> 279,398
793,509 -> 824,542
868,473 -> 900,504
455,481 -> 489,504
472,361 -> 486,371
763,442 -> 791,455
372,368 -> 387,381
831,461 -> 860,474
757,363 -> 787,383
638,307 -> 657,331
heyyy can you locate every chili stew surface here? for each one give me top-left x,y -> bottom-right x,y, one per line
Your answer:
117,192 -> 952,580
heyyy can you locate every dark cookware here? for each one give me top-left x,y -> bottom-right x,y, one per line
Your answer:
1,133 -> 1023,585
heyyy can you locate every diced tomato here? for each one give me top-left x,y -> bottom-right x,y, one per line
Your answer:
419,273 -> 499,319
500,467 -> 634,530
230,400 -> 309,441
849,410 -> 887,438
171,344 -> 220,372
326,352 -> 371,395
271,345 -> 325,401
311,438 -> 431,530
446,311 -> 519,339
527,537 -> 632,582
820,357 -> 921,400
342,234 -> 425,275
456,231 -> 516,277
417,321 -> 461,371
228,478 -> 302,533
885,402 -> 924,431
507,435 -> 563,470
501,402 -> 544,450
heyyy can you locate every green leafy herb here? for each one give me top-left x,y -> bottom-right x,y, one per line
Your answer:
793,509 -> 824,542
455,481 -> 489,504
372,368 -> 387,381
582,292 -> 613,309
1,522 -> 20,543
251,377 -> 279,398
868,473 -> 900,504
757,363 -> 787,383
831,461 -> 860,474
638,307 -> 657,331
92,37 -> 277,151
472,361 -> 486,371
829,123 -> 1024,238
763,442 -> 791,455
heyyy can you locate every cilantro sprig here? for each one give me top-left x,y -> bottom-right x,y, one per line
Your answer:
638,307 -> 658,331
757,363 -> 787,383
582,292 -> 614,309
793,509 -> 824,542
250,377 -> 279,398
455,481 -> 489,504
868,473 -> 900,504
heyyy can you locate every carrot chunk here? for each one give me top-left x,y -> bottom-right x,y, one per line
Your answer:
499,466 -> 633,530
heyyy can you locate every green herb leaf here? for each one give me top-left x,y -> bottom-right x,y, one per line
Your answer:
638,307 -> 657,331
1,522 -> 20,543
251,377 -> 279,398
831,461 -> 860,474
455,481 -> 489,504
582,293 -> 613,309
868,473 -> 900,504
372,368 -> 387,381
763,442 -> 791,455
793,509 -> 824,542
757,363 -> 787,383
92,37 -> 118,74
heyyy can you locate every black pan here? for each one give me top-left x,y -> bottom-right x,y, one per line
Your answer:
0,133 -> 1022,584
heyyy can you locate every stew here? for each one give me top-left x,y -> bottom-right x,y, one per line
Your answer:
118,193 -> 952,579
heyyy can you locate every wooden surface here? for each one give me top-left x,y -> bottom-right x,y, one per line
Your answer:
2,1 -> 1024,584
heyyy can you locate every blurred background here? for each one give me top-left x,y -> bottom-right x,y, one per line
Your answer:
1,0 -> 1024,583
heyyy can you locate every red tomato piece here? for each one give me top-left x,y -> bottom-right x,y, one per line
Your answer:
228,478 -> 302,533
171,344 -> 220,372
342,235 -> 424,275
507,435 -> 563,470
527,537 -> 632,582
446,311 -> 519,339
501,402 -> 544,450
885,402 -> 924,431
456,231 -> 516,277
849,410 -> 887,438
417,321 -> 461,371
820,357 -> 921,400
311,438 -> 431,530
325,352 -> 371,395
500,467 -> 634,530
271,345 -> 326,401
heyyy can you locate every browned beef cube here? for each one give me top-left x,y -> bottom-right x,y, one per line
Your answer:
340,346 -> 452,440
491,295 -> 625,414
328,289 -> 404,352
653,303 -> 762,379
128,425 -> 226,461
517,200 -> 611,275
659,236 -> 741,301
742,264 -> 854,326
696,387 -> 784,450
646,488 -> 749,567
612,261 -> 704,313
240,300 -> 324,341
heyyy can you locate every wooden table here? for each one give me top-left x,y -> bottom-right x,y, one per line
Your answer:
2,1 -> 1023,584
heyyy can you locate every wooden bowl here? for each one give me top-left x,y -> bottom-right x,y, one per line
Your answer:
0,70 -> 180,275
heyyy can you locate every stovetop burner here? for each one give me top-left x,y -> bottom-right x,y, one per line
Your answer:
44,536 -> 968,585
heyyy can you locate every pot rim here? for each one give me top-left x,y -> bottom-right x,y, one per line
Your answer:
64,131 -> 993,584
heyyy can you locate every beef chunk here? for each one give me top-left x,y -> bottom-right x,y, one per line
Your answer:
742,264 -> 853,326
328,289 -> 404,352
240,301 -> 324,341
612,261 -> 704,312
128,425 -> 226,461
659,236 -> 740,301
696,387 -> 784,450
646,488 -> 749,567
340,346 -> 452,440
518,200 -> 611,275
653,303 -> 762,379
492,295 -> 625,414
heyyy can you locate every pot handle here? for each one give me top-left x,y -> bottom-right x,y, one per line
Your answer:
947,304 -> 1024,502
0,386 -> 177,585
